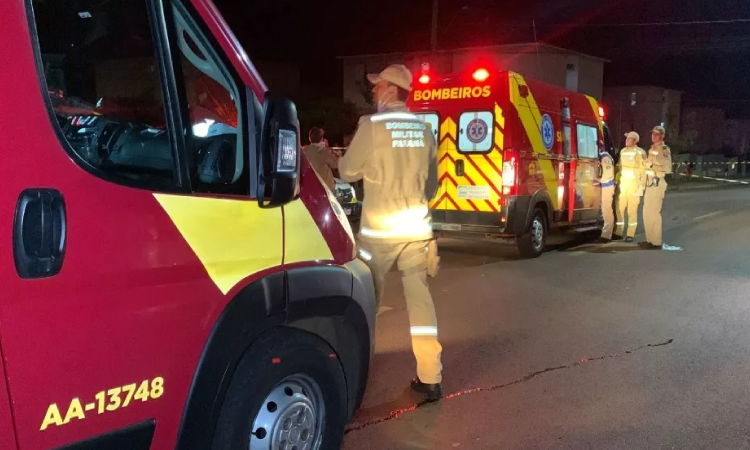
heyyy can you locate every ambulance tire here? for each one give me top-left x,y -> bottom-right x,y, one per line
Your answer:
212,328 -> 347,450
517,208 -> 547,258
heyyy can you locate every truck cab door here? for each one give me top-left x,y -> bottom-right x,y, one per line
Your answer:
2,1 -> 282,449
0,355 -> 17,450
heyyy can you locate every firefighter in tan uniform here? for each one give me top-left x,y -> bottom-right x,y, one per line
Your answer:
640,126 -> 673,250
339,64 -> 443,400
614,131 -> 647,242
596,148 -> 616,243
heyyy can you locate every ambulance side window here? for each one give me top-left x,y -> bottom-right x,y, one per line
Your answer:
416,113 -> 440,142
458,111 -> 494,153
170,0 -> 248,195
29,0 -> 179,191
576,124 -> 599,159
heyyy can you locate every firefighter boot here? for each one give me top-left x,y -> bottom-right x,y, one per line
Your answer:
411,377 -> 443,401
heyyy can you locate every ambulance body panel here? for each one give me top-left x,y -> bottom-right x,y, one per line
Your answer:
409,69 -> 608,256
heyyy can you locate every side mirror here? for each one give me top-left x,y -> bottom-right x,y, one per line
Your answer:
258,92 -> 301,208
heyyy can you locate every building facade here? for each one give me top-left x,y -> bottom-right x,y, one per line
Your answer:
602,86 -> 683,148
682,107 -> 726,154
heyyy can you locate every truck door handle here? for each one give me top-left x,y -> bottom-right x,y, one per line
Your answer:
13,189 -> 67,279
455,159 -> 465,177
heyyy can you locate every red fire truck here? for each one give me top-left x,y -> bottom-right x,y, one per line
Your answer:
0,0 -> 375,449
408,68 -> 614,257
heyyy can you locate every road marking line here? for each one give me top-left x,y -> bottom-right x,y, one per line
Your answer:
693,210 -> 726,222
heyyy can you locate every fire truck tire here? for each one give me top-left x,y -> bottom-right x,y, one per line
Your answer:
517,207 -> 547,258
212,328 -> 347,450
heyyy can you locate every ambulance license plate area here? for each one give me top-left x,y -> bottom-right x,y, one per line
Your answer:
434,223 -> 461,231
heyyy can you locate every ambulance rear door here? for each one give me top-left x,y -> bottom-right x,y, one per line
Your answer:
453,109 -> 502,216
416,112 -> 446,211
572,121 -> 602,221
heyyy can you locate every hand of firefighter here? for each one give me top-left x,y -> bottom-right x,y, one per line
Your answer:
426,239 -> 440,278
644,160 -> 654,168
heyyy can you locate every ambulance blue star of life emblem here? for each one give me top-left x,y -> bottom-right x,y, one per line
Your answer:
541,114 -> 554,151
467,118 -> 488,144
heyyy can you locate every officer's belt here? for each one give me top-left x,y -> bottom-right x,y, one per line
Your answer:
600,180 -> 615,188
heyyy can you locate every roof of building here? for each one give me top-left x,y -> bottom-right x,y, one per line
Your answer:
604,85 -> 684,93
337,42 -> 609,62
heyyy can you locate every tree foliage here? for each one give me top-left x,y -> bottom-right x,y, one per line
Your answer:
669,130 -> 697,155
297,97 -> 361,146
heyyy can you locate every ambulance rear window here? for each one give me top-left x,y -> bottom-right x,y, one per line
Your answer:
576,123 -> 599,159
416,113 -> 439,142
458,111 -> 494,153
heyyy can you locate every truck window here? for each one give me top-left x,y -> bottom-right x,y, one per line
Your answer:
416,113 -> 440,142
458,111 -> 494,153
576,123 -> 599,159
170,0 -> 248,194
30,0 -> 177,190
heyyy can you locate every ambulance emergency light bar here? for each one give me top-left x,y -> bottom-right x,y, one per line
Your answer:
417,66 -> 492,84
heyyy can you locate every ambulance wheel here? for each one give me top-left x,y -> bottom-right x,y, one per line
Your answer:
212,328 -> 347,450
517,208 -> 547,258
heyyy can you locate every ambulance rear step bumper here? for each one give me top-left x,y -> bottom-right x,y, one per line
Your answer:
433,227 -> 516,243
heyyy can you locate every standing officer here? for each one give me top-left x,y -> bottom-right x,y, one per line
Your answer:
338,64 -> 443,400
302,127 -> 338,192
596,147 -> 616,243
640,126 -> 673,250
614,131 -> 647,242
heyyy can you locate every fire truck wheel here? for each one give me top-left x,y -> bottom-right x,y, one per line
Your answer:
517,207 -> 547,258
212,328 -> 347,450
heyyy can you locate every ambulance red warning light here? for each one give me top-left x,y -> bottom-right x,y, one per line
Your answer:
472,68 -> 490,82
419,74 -> 431,84
598,106 -> 606,119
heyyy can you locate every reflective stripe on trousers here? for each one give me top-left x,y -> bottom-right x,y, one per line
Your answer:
615,191 -> 641,238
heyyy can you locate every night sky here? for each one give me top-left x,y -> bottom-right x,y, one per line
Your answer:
213,0 -> 750,117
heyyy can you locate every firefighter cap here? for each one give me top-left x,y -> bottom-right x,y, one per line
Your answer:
367,64 -> 413,92
624,131 -> 640,142
652,126 -> 666,136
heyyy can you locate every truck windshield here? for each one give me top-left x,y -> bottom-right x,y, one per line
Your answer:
33,0 -> 174,185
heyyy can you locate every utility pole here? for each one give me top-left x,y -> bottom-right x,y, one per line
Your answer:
431,0 -> 439,52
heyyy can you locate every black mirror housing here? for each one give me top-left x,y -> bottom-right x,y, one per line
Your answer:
258,92 -> 301,208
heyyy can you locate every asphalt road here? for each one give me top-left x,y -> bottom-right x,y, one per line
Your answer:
343,188 -> 750,450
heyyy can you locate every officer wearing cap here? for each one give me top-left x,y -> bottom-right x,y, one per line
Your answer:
302,127 -> 338,192
614,131 -> 647,242
640,126 -> 673,250
596,146 -> 616,243
338,64 -> 443,400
